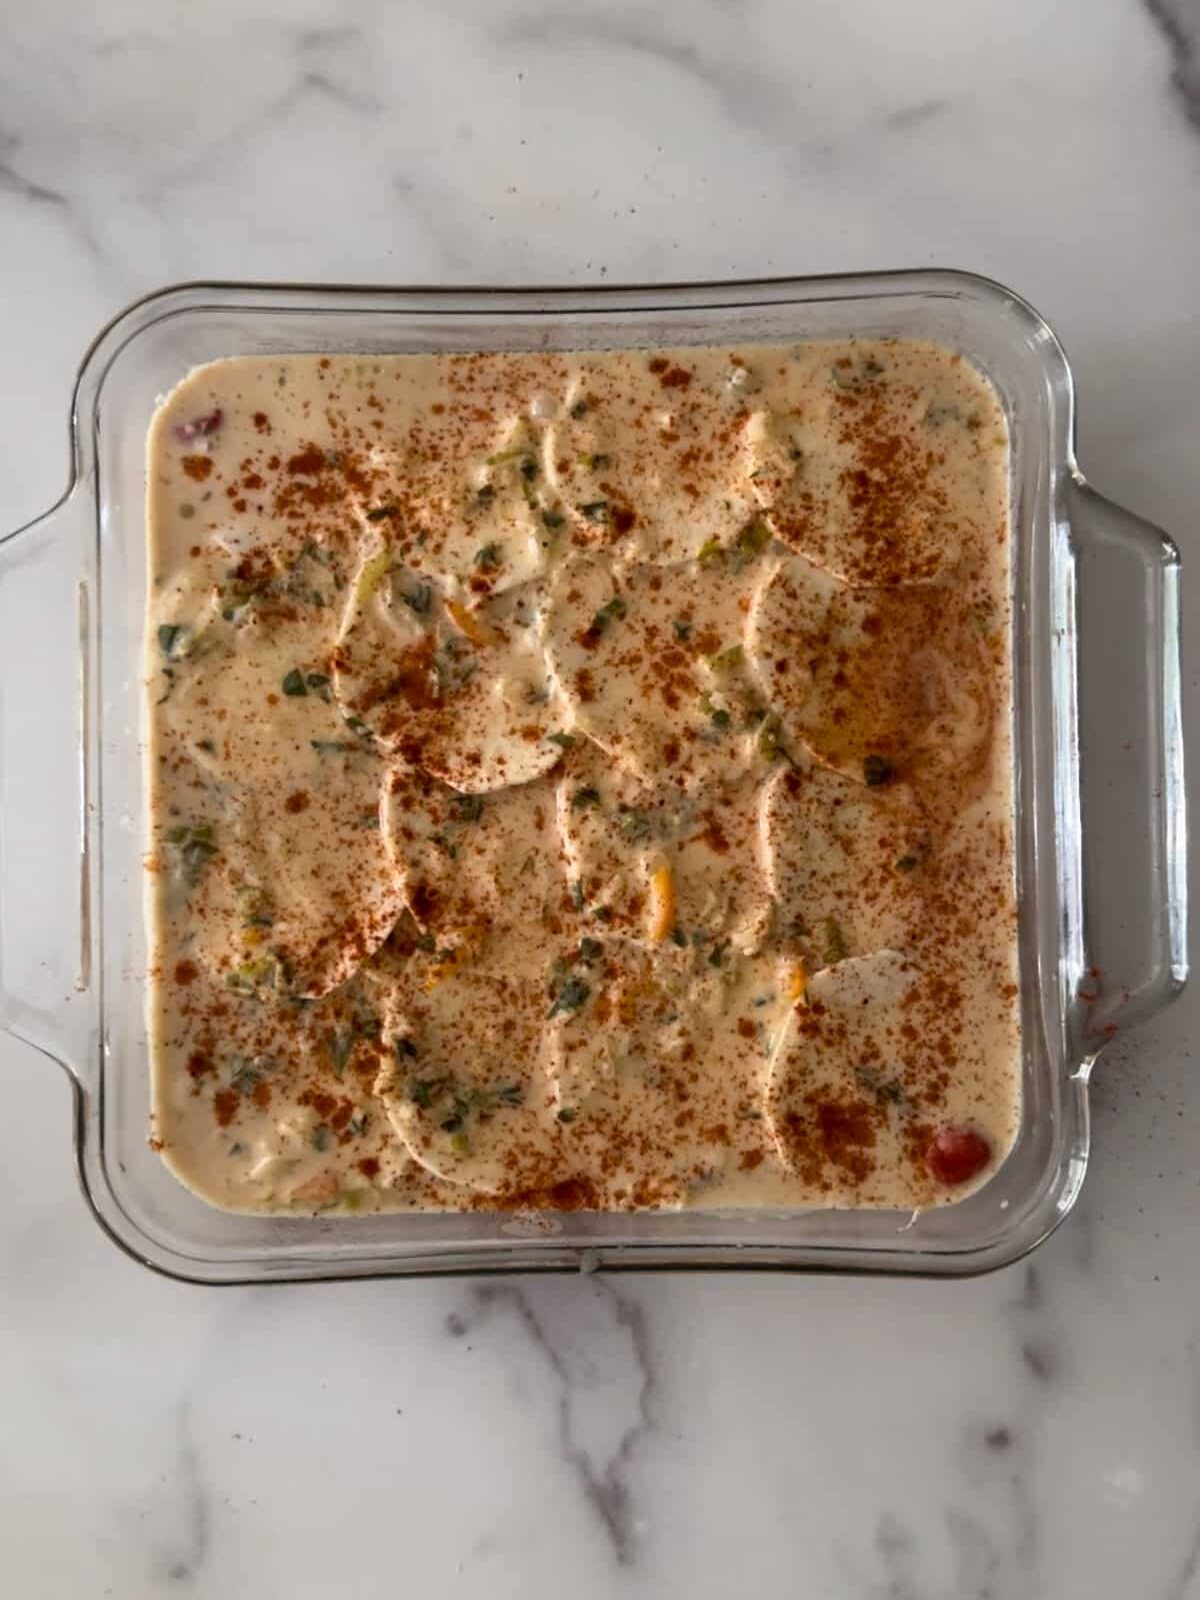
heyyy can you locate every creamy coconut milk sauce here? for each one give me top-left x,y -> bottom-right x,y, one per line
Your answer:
145,341 -> 1019,1215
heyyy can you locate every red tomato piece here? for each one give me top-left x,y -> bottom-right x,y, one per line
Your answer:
926,1125 -> 992,1186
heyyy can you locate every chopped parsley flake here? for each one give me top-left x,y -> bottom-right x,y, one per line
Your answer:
862,754 -> 897,787
400,582 -> 432,616
158,623 -> 189,659
733,518 -> 772,566
548,974 -> 591,1018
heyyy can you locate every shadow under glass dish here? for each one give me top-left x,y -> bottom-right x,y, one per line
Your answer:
0,272 -> 1186,1281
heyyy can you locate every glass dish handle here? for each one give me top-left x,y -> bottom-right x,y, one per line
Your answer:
1068,477 -> 1187,1049
0,488 -> 92,1074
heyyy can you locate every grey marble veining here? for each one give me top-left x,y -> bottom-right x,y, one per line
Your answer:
1145,0 -> 1200,129
446,1280 -> 656,1564
1,2 -> 1199,1597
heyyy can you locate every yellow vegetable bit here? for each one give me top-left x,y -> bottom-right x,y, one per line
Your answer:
422,948 -> 465,992
445,598 -> 499,648
648,864 -> 676,944
421,929 -> 481,992
786,959 -> 809,1003
353,544 -> 393,605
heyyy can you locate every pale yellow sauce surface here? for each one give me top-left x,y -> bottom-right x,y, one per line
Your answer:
145,341 -> 1019,1216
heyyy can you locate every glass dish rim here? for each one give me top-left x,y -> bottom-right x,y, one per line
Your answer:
0,267 -> 1185,1283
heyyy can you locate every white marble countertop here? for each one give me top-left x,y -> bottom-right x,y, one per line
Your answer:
2,2 -> 1199,1595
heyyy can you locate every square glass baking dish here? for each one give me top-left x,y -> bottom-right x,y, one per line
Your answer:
0,272 -> 1186,1282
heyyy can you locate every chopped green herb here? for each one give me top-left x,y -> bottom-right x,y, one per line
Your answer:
400,582 -> 432,616
486,446 -> 534,469
238,883 -> 274,929
613,806 -> 653,843
407,1077 -> 443,1110
757,715 -> 784,763
158,623 -> 188,659
670,924 -> 688,948
229,1060 -> 263,1094
673,618 -> 692,641
696,538 -> 723,566
450,793 -> 484,824
330,1029 -> 355,1077
733,518 -> 772,567
548,731 -> 576,750
166,822 -> 217,886
571,785 -> 601,810
581,500 -> 610,525
579,452 -> 612,470
414,933 -> 437,954
225,952 -> 286,997
548,974 -> 591,1019
394,1035 -> 419,1060
311,1124 -> 331,1152
365,505 -> 398,522
281,667 -> 308,697
310,739 -> 358,756
895,854 -> 919,873
432,638 -> 477,697
541,508 -> 566,531
570,398 -> 589,419
407,1075 -> 521,1129
578,936 -> 603,963
588,595 -> 627,636
305,672 -> 332,700
924,403 -> 962,429
855,1066 -> 904,1105
557,1107 -> 578,1124
699,692 -> 732,730
347,1112 -> 369,1137
569,879 -> 586,912
862,754 -> 897,787
474,542 -> 502,571
822,917 -> 849,966
707,643 -> 744,674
